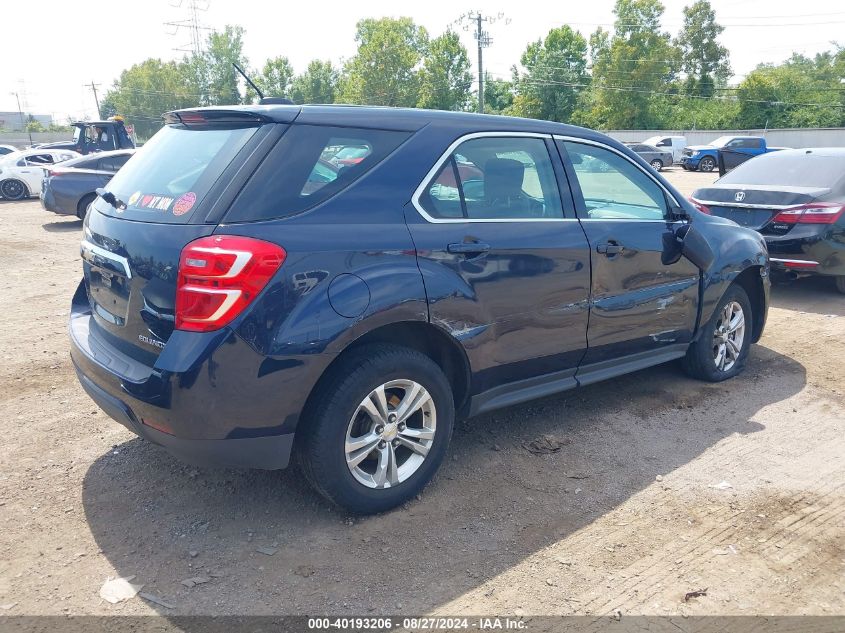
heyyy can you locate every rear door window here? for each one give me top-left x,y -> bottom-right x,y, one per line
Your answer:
96,124 -> 258,223
418,136 -> 564,220
225,125 -> 409,222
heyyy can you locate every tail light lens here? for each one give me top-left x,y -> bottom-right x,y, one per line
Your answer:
175,235 -> 286,333
771,203 -> 845,225
689,198 -> 711,214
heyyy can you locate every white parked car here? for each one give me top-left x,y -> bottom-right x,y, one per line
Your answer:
642,135 -> 687,162
0,149 -> 81,200
0,144 -> 18,156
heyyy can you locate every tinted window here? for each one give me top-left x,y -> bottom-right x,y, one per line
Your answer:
68,155 -> 102,170
226,125 -> 409,222
719,152 -> 845,189
99,154 -> 131,172
656,139 -> 670,147
98,124 -> 257,223
419,136 -> 564,220
563,141 -> 668,221
25,154 -> 55,165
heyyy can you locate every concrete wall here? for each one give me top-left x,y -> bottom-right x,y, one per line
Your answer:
604,128 -> 845,148
0,132 -> 71,149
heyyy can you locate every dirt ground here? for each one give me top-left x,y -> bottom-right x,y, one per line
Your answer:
0,167 -> 843,619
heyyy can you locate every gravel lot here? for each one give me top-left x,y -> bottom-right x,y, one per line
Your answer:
1,167 -> 843,618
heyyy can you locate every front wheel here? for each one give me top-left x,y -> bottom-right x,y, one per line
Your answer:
650,159 -> 663,171
298,344 -> 454,513
698,156 -> 716,172
682,285 -> 752,382
0,179 -> 28,201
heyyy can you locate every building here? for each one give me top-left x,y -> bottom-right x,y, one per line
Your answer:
0,112 -> 53,132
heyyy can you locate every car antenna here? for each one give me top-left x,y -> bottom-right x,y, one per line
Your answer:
233,62 -> 263,101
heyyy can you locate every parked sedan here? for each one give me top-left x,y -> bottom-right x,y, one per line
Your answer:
0,149 -> 80,200
41,149 -> 135,219
691,148 -> 845,293
625,143 -> 673,171
70,104 -> 768,513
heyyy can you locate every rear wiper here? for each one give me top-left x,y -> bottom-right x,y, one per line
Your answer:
95,187 -> 126,210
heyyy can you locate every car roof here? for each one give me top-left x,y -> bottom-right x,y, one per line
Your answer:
167,104 -> 603,138
766,147 -> 845,158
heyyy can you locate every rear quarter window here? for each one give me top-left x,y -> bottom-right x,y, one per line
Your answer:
225,125 -> 409,222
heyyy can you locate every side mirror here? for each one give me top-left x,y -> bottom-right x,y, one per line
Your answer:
662,223 -> 715,270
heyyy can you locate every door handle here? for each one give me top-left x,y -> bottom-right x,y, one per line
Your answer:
447,241 -> 491,256
596,241 -> 624,256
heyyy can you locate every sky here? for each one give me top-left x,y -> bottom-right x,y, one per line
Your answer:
2,0 -> 843,122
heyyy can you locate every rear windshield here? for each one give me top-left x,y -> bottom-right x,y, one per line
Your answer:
94,124 -> 257,223
225,124 -> 409,222
719,153 -> 845,189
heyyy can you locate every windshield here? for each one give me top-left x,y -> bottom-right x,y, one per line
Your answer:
719,152 -> 845,189
96,123 -> 258,223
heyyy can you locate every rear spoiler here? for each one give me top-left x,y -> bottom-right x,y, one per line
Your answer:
163,109 -> 272,127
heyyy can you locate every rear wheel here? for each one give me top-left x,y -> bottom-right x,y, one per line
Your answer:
698,156 -> 716,172
0,179 -> 28,201
298,344 -> 454,513
77,193 -> 96,220
649,159 -> 663,171
682,284 -> 752,382
836,276 -> 845,295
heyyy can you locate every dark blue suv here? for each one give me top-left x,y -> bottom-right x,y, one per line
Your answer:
70,105 -> 769,513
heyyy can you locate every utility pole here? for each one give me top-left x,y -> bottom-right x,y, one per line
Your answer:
11,91 -> 32,146
87,81 -> 102,119
453,12 -> 509,114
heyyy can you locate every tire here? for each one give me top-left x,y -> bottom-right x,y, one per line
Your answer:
698,156 -> 716,172
77,193 -> 96,220
0,179 -> 29,201
682,284 -> 752,382
836,276 -> 845,295
649,159 -> 663,171
297,344 -> 454,513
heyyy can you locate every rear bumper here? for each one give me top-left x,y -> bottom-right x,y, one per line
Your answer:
67,281 -> 325,470
40,185 -> 71,215
765,228 -> 844,277
74,367 -> 294,469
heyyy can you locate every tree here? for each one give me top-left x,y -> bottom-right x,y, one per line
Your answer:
735,57 -> 842,128
511,25 -> 589,122
483,75 -> 514,114
675,0 -> 730,96
25,116 -> 45,133
339,17 -> 429,106
102,58 -> 199,138
255,56 -> 294,99
417,31 -> 473,111
183,25 -> 250,106
589,0 -> 679,128
290,60 -> 339,104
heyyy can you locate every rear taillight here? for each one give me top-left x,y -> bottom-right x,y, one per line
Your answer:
175,235 -> 286,333
689,198 -> 711,214
771,203 -> 845,225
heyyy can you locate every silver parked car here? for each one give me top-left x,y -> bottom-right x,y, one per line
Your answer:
625,143 -> 674,171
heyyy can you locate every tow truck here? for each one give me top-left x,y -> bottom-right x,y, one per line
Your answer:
35,116 -> 136,155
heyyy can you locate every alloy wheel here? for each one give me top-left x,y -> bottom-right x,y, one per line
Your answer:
712,301 -> 745,372
345,379 -> 436,489
1,180 -> 26,200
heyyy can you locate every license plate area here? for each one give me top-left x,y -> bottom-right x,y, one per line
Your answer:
81,240 -> 132,326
